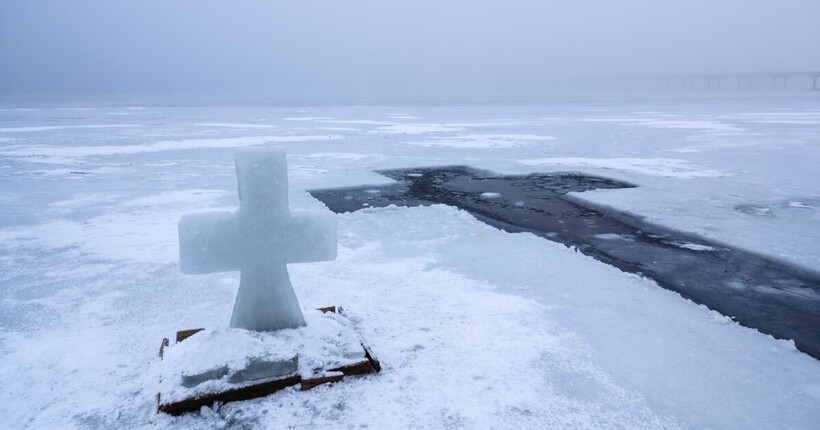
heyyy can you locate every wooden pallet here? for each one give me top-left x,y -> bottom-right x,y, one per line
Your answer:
157,306 -> 381,415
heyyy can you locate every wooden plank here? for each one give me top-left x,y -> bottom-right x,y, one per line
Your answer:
337,306 -> 382,373
332,359 -> 374,376
176,328 -> 204,343
317,305 -> 337,314
301,373 -> 344,391
159,338 -> 169,359
362,342 -> 381,373
158,374 -> 301,415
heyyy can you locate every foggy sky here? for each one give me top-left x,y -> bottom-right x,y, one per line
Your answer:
2,0 -> 819,99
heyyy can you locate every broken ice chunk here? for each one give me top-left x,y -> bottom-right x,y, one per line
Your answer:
181,366 -> 229,388
228,355 -> 299,383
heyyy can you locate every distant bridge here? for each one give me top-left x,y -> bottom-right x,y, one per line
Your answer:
656,71 -> 820,91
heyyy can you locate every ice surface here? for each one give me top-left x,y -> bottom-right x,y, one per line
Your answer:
593,233 -> 635,241
0,134 -> 341,161
1,97 -> 820,429
191,122 -> 278,129
676,242 -> 717,251
369,123 -> 467,134
0,124 -> 139,132
519,157 -> 727,178
178,149 -> 337,331
408,133 -> 556,148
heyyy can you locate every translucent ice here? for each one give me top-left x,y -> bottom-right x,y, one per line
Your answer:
178,149 -> 337,331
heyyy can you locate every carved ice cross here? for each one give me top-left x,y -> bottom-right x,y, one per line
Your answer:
178,149 -> 337,331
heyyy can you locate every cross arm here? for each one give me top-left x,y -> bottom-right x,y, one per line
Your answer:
284,211 -> 338,264
179,211 -> 241,274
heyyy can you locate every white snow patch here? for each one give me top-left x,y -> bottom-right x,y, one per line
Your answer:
579,118 -> 741,132
282,117 -> 334,121
0,190 -> 232,264
301,152 -> 380,161
786,201 -> 813,209
15,168 -> 77,177
190,123 -> 278,129
369,123 -> 466,135
313,126 -> 360,131
0,214 -> 186,264
446,120 -> 531,127
593,233 -> 634,241
143,161 -> 180,167
676,242 -> 717,251
519,157 -> 727,178
0,135 -> 342,159
17,165 -> 130,177
409,133 -> 555,149
732,112 -> 820,118
640,119 -> 740,132
318,119 -> 393,125
48,193 -> 124,214
119,189 -> 229,208
386,114 -> 420,119
713,112 -> 820,125
0,124 -> 140,132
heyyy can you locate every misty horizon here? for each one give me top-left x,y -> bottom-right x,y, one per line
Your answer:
2,1 -> 819,100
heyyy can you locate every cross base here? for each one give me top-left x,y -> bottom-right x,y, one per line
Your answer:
156,306 -> 381,416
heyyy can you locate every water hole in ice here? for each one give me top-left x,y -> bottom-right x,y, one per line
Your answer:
310,166 -> 820,360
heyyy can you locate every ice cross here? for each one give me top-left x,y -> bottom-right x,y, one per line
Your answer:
178,149 -> 337,332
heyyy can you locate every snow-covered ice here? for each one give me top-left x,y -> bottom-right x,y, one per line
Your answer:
0,135 -> 341,161
1,96 -> 819,429
518,157 -> 726,178
409,133 -> 555,149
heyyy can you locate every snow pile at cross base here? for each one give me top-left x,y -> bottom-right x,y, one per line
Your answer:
160,311 -> 365,403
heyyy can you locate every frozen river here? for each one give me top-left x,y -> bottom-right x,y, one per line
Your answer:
1,94 -> 819,429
